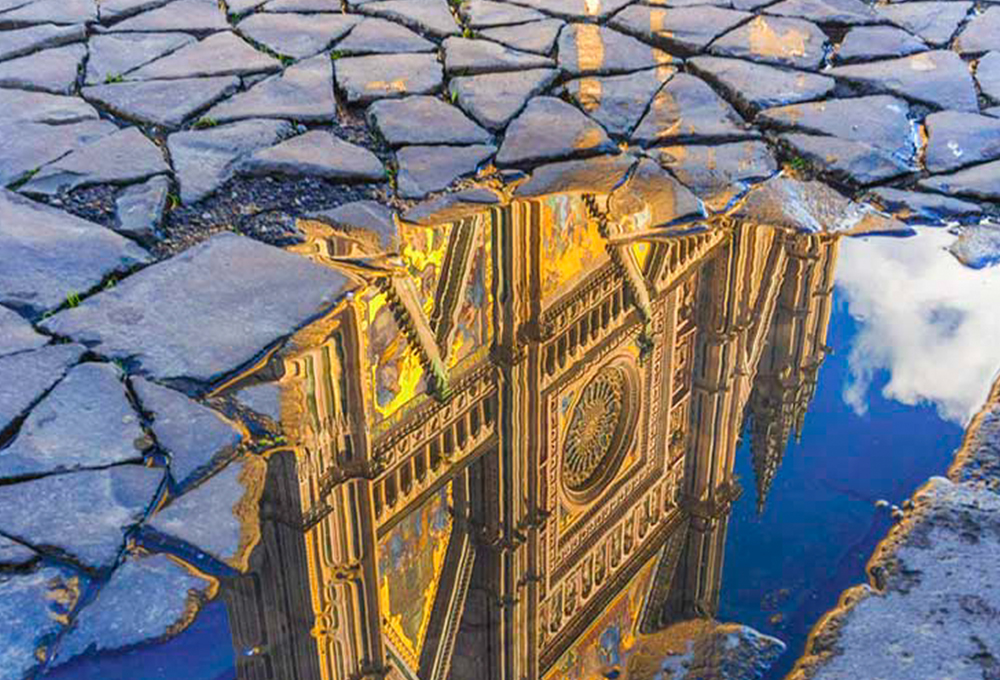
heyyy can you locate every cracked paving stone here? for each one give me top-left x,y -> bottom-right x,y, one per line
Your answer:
0,23 -> 85,62
0,0 -> 97,28
0,89 -> 99,126
688,56 -> 835,115
236,12 -> 358,59
924,110 -> 1000,174
0,306 -> 47,357
513,154 -> 637,197
85,32 -> 195,86
459,0 -> 546,27
0,466 -> 164,571
0,120 -> 117,187
0,363 -> 145,481
919,159 -> 1000,200
238,130 -> 385,181
954,7 -> 1000,55
264,0 -> 341,10
829,50 -> 979,112
146,456 -> 266,570
335,53 -> 442,104
867,187 -> 982,223
127,31 -> 280,81
396,144 -> 497,199
449,68 -> 558,131
563,66 -> 677,138
115,175 -> 169,244
82,77 -> 239,129
356,0 -> 460,37
503,0 -> 633,20
557,24 -> 677,78
986,107 -> 1000,119
333,17 -> 434,54
611,157 -> 704,227
19,127 -> 169,197
97,0 -> 174,21
711,15 -> 828,70
204,54 -> 334,124
401,188 -> 501,225
834,26 -> 927,63
765,0 -> 878,25
609,5 -> 750,56
41,232 -> 350,385
479,18 -> 564,54
228,0 -> 267,12
877,2 -> 971,47
0,344 -> 84,434
0,43 -> 85,94
655,140 -> 778,211
133,378 -> 242,489
51,553 -> 214,667
443,37 -> 554,75
233,383 -> 281,421
949,224 -> 1000,269
367,95 -> 491,146
111,0 -> 230,33
0,535 -> 36,567
977,52 -> 1000,104
496,96 -> 615,167
0,190 -> 150,318
166,118 -> 292,204
780,133 -> 913,185
303,199 -> 398,252
631,72 -> 752,147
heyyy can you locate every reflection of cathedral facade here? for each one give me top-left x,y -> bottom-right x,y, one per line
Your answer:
219,183 -> 839,680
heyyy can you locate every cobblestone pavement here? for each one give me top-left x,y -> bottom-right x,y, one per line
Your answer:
1,0 -> 1000,676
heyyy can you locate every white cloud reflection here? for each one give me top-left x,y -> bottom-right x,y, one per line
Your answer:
835,230 -> 1000,426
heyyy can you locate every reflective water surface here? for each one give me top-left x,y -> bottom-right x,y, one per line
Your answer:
44,185 -> 1000,680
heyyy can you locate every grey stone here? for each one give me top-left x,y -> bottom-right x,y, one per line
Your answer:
20,127 -> 169,196
239,130 -> 385,181
631,73 -> 751,146
449,68 -> 558,130
867,187 -> 982,223
955,7 -> 1000,55
0,23 -> 85,62
781,133 -> 912,185
356,0 -> 460,37
401,188 -> 501,224
115,175 -> 169,243
0,565 -> 80,679
0,88 -> 98,126
0,363 -> 144,481
333,17 -> 434,54
82,77 -> 239,129
0,120 -> 117,186
877,2 -> 971,47
919,160 -> 1000,200
829,51 -> 979,112
0,306 -> 46,357
503,0 -> 633,20
133,378 -> 242,488
557,23 -> 676,76
688,56 -> 835,115
97,0 -> 173,21
86,32 -> 195,85
396,144 -> 496,198
0,0 -> 96,27
459,0 -> 545,27
0,534 -> 36,567
496,96 -> 615,167
52,553 -> 214,666
986,107 -> 1000,119
610,5 -> 751,56
656,141 -> 777,211
479,18 -> 563,54
977,51 -> 1000,104
0,466 -> 163,570
765,0 -> 877,25
42,233 -> 350,384
0,43 -> 85,93
234,383 -> 282,421
834,26 -> 927,63
564,67 -> 677,138
127,32 -> 281,80
711,15 -> 828,69
264,0 -> 339,11
237,12 -> 358,59
304,200 -> 398,252
443,36 -> 553,74
336,53 -> 442,104
610,157 -> 704,227
924,111 -> 1000,174
949,224 -> 1000,269
0,344 -> 83,435
513,154 -> 637,197
227,0 -> 267,12
0,190 -> 150,317
167,119 -> 292,204
367,96 -> 491,146
204,55 -> 335,124
111,0 -> 230,33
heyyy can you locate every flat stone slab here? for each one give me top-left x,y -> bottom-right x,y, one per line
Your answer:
356,0 -> 460,37
303,199 -> 398,252
781,133 -> 912,186
949,224 -> 1000,269
459,0 -> 546,27
0,466 -> 163,570
688,56 -> 835,115
496,95 -> 615,167
609,5 -> 750,56
333,17 -> 434,54
0,306 -> 46,357
0,344 -> 83,435
0,89 -> 99,126
0,23 -> 85,62
867,187 -> 982,223
505,0 -> 634,20
711,15 -> 828,70
0,363 -> 144,481
82,76 -> 239,129
97,0 -> 174,21
42,233 -> 350,385
205,54 -> 335,123
0,43 -> 85,94
443,37 -> 554,75
877,2 -> 971,47
631,73 -> 751,146
127,31 -> 281,81
834,26 -> 927,63
829,50 -> 979,112
479,18 -> 563,54
557,23 -> 675,76
924,110 -> 1000,174
239,130 -> 385,181
0,534 -> 36,567
367,95 -> 491,146
954,6 -> 1000,55
0,119 -> 117,187
513,154 -> 637,197
977,51 -> 1000,103
20,127 -> 169,196
85,32 -> 195,85
264,0 -> 333,10
336,53 -> 443,104
111,0 -> 230,33
396,144 -> 496,198
0,565 -> 80,679
401,188 -> 501,224
919,159 -> 1000,200
115,175 -> 169,243
563,67 -> 677,138
134,378 -> 242,488
611,157 -> 703,227
655,141 -> 777,211
449,68 -> 558,131
233,383 -> 281,421
0,0 -> 96,27
237,11 -> 358,59
0,190 -> 150,318
167,118 -> 292,204
765,0 -> 878,25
